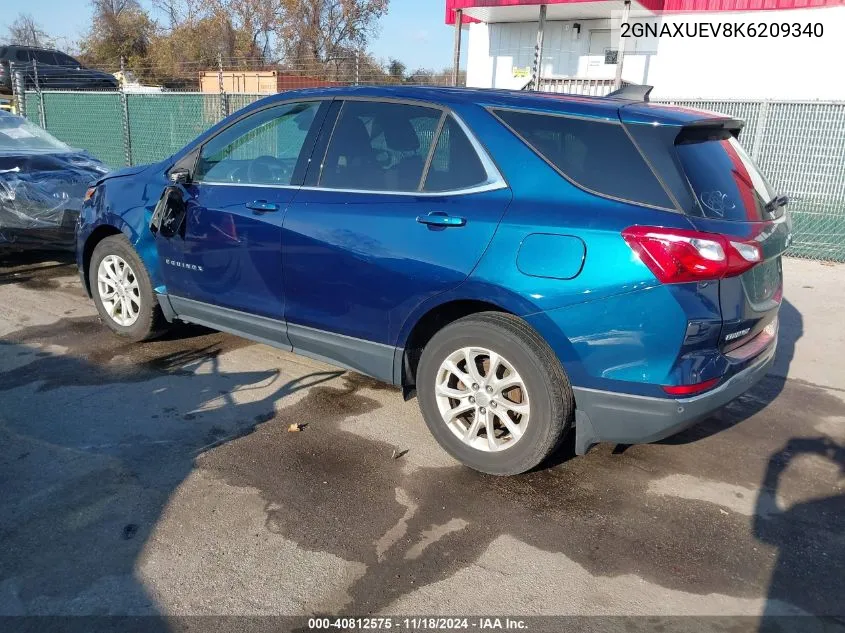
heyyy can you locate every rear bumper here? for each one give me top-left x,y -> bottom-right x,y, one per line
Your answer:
572,337 -> 777,454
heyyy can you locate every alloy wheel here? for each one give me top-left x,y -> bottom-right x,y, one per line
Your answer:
434,346 -> 530,452
97,254 -> 141,327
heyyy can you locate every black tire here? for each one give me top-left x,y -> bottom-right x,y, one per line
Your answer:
89,234 -> 167,342
417,312 -> 574,476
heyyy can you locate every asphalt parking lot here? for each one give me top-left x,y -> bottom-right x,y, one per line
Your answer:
0,252 -> 843,626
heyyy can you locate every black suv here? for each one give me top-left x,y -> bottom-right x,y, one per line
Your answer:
0,45 -> 118,94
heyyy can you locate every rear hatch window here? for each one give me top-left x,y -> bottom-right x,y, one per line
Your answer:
675,128 -> 777,222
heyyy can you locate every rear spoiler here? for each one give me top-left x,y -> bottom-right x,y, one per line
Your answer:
606,84 -> 653,102
677,118 -> 745,139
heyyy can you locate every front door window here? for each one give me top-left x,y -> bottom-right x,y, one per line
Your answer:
195,102 -> 322,186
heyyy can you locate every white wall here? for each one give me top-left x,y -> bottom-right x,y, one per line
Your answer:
465,6 -> 845,100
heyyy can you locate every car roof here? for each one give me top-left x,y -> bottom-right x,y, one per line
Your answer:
248,85 -> 728,127
3,44 -> 63,52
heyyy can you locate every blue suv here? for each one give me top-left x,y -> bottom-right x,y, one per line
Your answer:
77,86 -> 790,475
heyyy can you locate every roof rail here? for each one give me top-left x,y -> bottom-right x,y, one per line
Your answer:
606,84 -> 653,102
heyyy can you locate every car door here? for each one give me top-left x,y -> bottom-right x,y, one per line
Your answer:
282,99 -> 512,381
153,100 -> 329,338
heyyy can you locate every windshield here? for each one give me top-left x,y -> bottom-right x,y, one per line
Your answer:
0,113 -> 72,154
676,130 -> 777,221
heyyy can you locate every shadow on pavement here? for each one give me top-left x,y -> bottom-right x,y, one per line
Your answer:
0,250 -> 77,288
0,329 -> 341,625
754,437 -> 845,629
2,292 -> 843,629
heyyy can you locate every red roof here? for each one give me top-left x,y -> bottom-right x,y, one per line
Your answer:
445,0 -> 843,23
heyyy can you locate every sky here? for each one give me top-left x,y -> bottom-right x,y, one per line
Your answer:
0,0 -> 462,71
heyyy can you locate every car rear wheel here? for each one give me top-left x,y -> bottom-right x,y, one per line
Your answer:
417,312 -> 574,475
90,234 -> 167,341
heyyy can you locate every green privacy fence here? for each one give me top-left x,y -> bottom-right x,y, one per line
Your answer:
126,93 -> 224,165
21,90 -> 845,262
22,90 -> 267,168
25,91 -> 127,167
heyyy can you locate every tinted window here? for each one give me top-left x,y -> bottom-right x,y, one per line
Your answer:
33,51 -> 58,65
423,116 -> 489,192
195,101 -> 320,185
494,109 -> 674,209
320,100 -> 441,192
15,50 -> 31,62
675,130 -> 775,221
54,52 -> 80,67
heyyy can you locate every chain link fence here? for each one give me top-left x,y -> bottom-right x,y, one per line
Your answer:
13,79 -> 845,262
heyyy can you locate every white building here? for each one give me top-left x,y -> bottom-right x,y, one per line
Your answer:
446,0 -> 845,100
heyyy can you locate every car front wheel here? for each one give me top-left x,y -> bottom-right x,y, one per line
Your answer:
89,234 -> 167,341
417,312 -> 574,475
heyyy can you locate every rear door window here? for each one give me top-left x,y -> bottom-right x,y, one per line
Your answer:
320,100 -> 442,192
493,108 -> 674,210
675,129 -> 776,221
423,116 -> 489,192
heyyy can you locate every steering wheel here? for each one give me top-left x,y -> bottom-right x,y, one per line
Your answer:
247,155 -> 292,184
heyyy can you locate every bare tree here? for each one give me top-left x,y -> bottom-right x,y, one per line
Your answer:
219,0 -> 289,62
6,14 -> 54,48
284,0 -> 389,70
152,0 -> 208,29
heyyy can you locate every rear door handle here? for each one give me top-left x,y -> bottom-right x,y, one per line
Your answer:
246,200 -> 279,213
416,212 -> 466,227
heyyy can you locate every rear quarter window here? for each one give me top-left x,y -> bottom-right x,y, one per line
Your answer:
492,109 -> 674,210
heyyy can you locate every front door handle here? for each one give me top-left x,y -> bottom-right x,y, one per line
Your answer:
246,200 -> 279,213
416,212 -> 466,227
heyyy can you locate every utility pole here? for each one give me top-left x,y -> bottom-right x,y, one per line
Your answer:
614,0 -> 631,89
451,9 -> 463,87
531,5 -> 548,91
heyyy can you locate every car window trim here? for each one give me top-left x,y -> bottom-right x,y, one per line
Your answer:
423,112 -> 507,195
290,101 -> 334,185
192,181 -> 506,198
308,97 -> 507,197
417,112 -> 447,191
172,94 -> 507,197
315,100 -> 347,187
487,106 -> 680,214
177,95 -> 336,179
192,100 -> 328,187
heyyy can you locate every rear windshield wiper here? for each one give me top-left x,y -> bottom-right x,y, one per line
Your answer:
765,194 -> 789,215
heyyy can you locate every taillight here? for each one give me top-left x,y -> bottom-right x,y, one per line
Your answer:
662,377 -> 720,397
622,226 -> 762,284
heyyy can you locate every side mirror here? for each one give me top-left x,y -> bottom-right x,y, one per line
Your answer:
169,167 -> 191,185
150,186 -> 188,238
